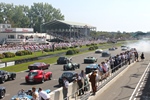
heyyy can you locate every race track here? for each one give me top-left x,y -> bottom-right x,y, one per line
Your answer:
1,47 -> 123,100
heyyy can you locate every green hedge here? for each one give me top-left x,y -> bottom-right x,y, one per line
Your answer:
3,52 -> 15,58
55,47 -> 62,51
0,54 -> 5,59
66,49 -> 80,55
15,50 -> 32,56
88,45 -> 98,51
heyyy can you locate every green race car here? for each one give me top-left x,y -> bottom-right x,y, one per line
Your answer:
63,62 -> 80,70
84,57 -> 97,63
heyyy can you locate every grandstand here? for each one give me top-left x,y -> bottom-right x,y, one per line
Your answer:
41,20 -> 96,42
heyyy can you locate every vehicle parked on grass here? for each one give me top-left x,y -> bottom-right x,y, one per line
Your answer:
95,49 -> 103,53
0,70 -> 16,83
57,56 -> 72,64
0,86 -> 6,99
63,62 -> 80,70
85,64 -> 99,74
28,62 -> 50,71
58,71 -> 77,86
11,88 -> 51,100
84,57 -> 97,63
25,70 -> 52,83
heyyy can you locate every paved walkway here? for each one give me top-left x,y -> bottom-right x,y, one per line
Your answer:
88,52 -> 150,100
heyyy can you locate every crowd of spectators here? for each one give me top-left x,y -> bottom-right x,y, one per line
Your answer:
0,40 -> 106,52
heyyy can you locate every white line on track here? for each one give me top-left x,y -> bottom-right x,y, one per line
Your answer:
129,62 -> 150,100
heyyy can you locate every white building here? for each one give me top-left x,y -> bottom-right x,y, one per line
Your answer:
0,24 -> 54,44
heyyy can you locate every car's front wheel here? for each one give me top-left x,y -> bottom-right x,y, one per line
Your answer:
41,78 -> 45,83
0,78 -> 5,83
11,74 -> 16,80
78,64 -> 80,69
49,74 -> 52,80
0,90 -> 5,99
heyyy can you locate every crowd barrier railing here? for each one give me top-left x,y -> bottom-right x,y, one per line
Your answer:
48,59 -> 136,100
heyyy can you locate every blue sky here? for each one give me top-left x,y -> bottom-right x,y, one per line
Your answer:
2,0 -> 150,32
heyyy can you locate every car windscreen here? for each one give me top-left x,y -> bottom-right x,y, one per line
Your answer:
62,73 -> 73,78
32,63 -> 42,66
59,57 -> 65,60
28,72 -> 38,76
89,64 -> 98,68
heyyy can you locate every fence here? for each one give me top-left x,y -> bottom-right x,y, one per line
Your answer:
62,59 -> 135,100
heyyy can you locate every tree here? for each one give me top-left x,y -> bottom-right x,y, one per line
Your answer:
0,2 -> 65,32
29,2 -> 64,32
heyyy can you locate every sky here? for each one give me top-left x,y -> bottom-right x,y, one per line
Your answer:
2,0 -> 150,32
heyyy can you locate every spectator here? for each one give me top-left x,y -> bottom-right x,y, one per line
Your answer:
109,57 -> 115,73
38,88 -> 51,100
62,77 -> 69,100
79,70 -> 89,91
75,73 -> 84,96
89,70 -> 97,95
97,64 -> 103,80
140,52 -> 145,61
134,52 -> 139,62
32,87 -> 39,100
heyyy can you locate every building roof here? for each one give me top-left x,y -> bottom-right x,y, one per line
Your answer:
43,20 -> 96,29
57,20 -> 95,28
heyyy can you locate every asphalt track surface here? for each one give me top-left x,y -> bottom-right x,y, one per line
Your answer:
1,47 -> 123,100
92,51 -> 150,100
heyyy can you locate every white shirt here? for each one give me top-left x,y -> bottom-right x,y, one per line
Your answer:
39,90 -> 50,100
64,79 -> 69,88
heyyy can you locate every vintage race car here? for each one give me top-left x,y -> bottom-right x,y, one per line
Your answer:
57,56 -> 72,64
121,47 -> 128,51
11,88 -> 51,100
63,62 -> 80,70
108,47 -> 115,51
58,71 -> 77,86
85,64 -> 99,74
0,86 -> 6,99
102,51 -> 111,57
95,49 -> 103,53
84,57 -> 97,63
28,62 -> 50,71
25,70 -> 52,83
0,70 -> 16,83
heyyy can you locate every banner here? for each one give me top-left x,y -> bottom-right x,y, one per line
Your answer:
0,63 -> 5,68
6,61 -> 15,67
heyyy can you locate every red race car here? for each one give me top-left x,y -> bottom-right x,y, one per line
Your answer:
25,70 -> 52,83
28,62 -> 50,71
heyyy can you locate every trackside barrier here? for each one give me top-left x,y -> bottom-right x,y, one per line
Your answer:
54,87 -> 63,100
67,61 -> 130,100
49,60 -> 134,100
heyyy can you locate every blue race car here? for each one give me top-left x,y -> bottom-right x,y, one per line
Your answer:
85,64 -> 99,74
11,89 -> 51,100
